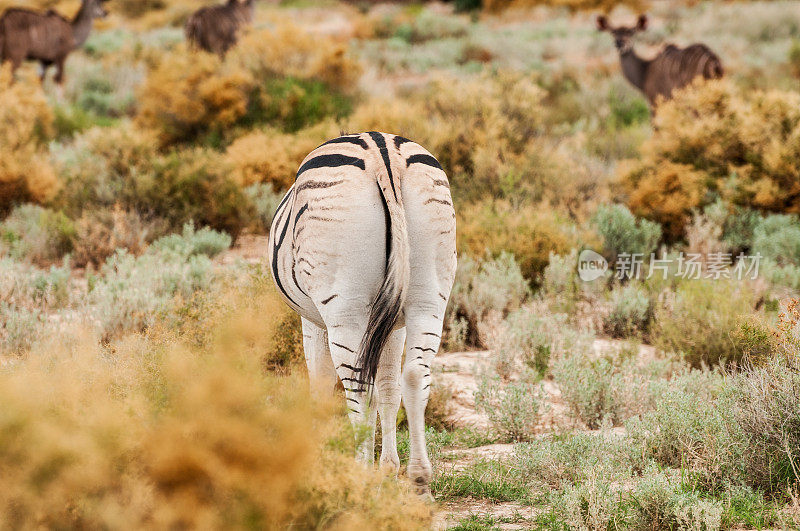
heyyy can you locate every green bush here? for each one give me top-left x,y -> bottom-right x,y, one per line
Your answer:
752,214 -> 800,266
0,205 -> 75,265
652,280 -> 761,367
553,347 -> 645,429
248,77 -> 353,133
593,204 -> 661,264
603,283 -> 651,338
474,374 -> 547,442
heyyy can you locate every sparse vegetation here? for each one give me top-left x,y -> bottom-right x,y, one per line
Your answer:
3,0 -> 800,527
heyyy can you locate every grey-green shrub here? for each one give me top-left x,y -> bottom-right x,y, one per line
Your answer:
474,374 -> 547,442
626,368 -> 738,487
513,431 -> 642,490
652,279 -> 760,367
553,347 -> 645,429
489,306 -> 591,379
246,183 -> 284,234
446,252 -> 530,347
0,204 -> 75,265
624,469 -> 723,530
593,204 -> 661,263
150,222 -> 231,259
86,229 -> 225,340
730,352 -> 800,491
603,283 -> 651,338
752,214 -> 800,266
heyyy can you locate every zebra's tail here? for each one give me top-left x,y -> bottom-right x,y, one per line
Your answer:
356,166 -> 410,391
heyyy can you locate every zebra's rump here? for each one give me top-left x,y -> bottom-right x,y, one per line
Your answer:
268,131 -> 452,322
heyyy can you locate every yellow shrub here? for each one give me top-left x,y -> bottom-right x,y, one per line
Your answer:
136,48 -> 254,145
225,122 -> 339,189
621,79 -> 800,238
231,26 -> 362,94
0,65 -> 58,208
623,160 -> 709,240
0,289 -> 431,528
348,72 -> 547,202
457,199 -> 577,282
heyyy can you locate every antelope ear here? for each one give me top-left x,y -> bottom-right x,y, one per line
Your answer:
596,15 -> 609,31
636,14 -> 648,31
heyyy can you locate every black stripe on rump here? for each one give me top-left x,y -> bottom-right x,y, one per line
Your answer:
295,179 -> 344,192
271,195 -> 302,308
368,132 -> 398,201
296,154 -> 365,180
406,153 -> 443,171
322,135 -> 369,150
394,135 -> 412,149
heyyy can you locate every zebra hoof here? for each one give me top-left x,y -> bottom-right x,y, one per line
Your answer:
415,485 -> 434,502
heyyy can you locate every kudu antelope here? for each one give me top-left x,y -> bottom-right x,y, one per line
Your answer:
597,14 -> 724,109
185,0 -> 254,58
0,0 -> 108,85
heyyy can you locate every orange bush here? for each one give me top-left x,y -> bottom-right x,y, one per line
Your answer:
136,48 -> 254,145
457,199 -> 577,282
621,79 -> 800,239
226,123 -> 339,190
0,65 -> 58,208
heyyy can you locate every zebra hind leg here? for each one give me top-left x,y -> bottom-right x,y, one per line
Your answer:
327,321 -> 378,463
375,327 -> 405,474
301,317 -> 337,399
402,309 -> 446,493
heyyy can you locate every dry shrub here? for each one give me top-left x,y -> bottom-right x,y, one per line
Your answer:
136,26 -> 360,145
136,48 -> 254,145
652,279 -> 763,367
54,125 -> 255,238
457,199 -> 576,282
622,80 -> 800,239
0,65 -> 58,208
348,72 -> 547,202
232,26 -> 362,94
71,206 -> 153,268
0,290 -> 431,528
226,122 -> 338,190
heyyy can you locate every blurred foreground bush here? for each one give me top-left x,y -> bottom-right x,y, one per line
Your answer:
0,288 -> 431,528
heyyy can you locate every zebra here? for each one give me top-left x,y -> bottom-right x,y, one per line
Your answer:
268,131 -> 456,493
